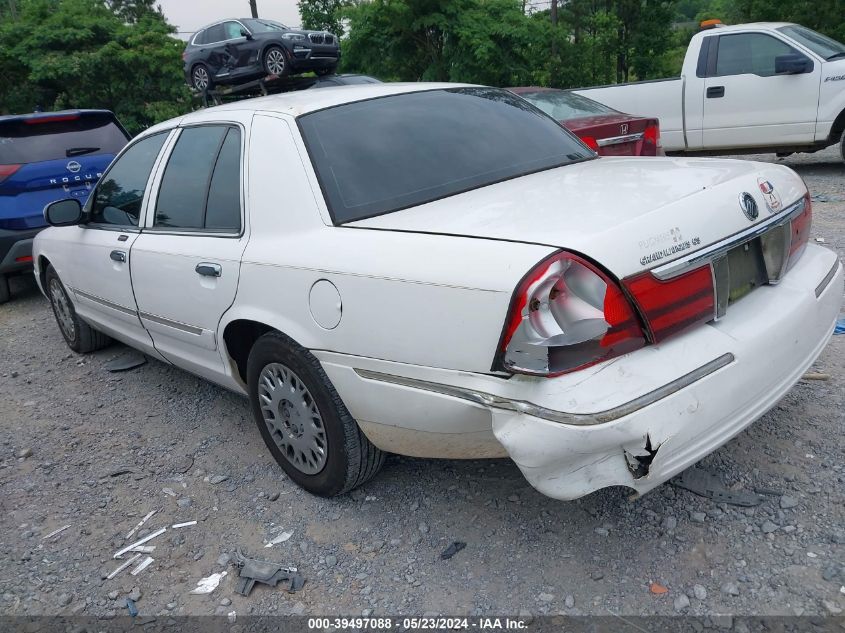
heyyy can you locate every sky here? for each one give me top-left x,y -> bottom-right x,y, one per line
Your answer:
157,0 -> 302,39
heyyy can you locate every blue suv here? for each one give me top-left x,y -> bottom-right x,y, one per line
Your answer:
0,109 -> 129,303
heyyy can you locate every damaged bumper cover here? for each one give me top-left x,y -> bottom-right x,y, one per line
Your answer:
491,248 -> 842,500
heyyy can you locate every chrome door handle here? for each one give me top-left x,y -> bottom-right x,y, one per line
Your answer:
195,262 -> 222,277
110,250 -> 127,262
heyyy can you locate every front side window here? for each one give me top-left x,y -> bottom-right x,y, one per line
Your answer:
223,21 -> 242,40
154,126 -> 241,232
299,88 -> 593,224
89,132 -> 168,227
779,25 -> 845,60
715,33 -> 795,77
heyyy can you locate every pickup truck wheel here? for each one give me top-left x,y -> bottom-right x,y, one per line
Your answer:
840,130 -> 845,163
45,266 -> 111,353
0,274 -> 9,304
247,331 -> 385,496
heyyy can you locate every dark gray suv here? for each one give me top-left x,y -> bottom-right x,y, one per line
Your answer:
183,18 -> 340,92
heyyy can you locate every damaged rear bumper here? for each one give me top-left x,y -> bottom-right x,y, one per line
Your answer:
319,245 -> 841,501
492,246 -> 842,500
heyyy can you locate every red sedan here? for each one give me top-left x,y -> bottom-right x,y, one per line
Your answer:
509,87 -> 662,156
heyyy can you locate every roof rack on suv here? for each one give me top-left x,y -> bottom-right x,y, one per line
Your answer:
194,74 -> 322,107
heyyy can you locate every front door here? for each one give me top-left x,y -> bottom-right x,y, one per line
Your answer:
63,131 -> 170,355
130,124 -> 247,382
702,32 -> 820,148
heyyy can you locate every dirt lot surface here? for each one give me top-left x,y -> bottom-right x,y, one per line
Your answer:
1,147 -> 843,623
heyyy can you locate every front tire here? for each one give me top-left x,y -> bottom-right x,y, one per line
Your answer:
247,331 -> 384,496
263,46 -> 288,77
45,266 -> 110,353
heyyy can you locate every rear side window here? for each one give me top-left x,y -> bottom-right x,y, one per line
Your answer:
715,33 -> 794,77
89,132 -> 168,227
193,29 -> 208,45
205,23 -> 226,43
0,114 -> 128,164
154,126 -> 241,232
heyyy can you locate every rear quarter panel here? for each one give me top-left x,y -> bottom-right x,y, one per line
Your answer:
224,112 -> 556,373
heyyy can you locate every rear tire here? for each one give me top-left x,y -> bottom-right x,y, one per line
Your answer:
263,46 -> 288,77
0,274 -> 9,304
315,66 -> 336,77
191,64 -> 213,92
45,266 -> 111,353
247,331 -> 385,496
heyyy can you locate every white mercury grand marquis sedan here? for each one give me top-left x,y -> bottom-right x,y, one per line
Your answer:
33,84 -> 843,500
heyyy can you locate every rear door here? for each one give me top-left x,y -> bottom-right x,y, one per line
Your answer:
702,31 -> 821,148
62,131 -> 171,354
0,112 -> 128,229
130,123 -> 248,382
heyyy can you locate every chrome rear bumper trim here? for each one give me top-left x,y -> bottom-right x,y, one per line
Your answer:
597,132 -> 644,147
355,353 -> 734,427
815,259 -> 841,298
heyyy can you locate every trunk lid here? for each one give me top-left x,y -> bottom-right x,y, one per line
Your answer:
563,114 -> 657,156
349,157 -> 806,278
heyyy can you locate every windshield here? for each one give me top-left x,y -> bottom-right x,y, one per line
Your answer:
778,25 -> 845,60
0,113 -> 128,164
243,18 -> 288,33
299,88 -> 594,224
515,89 -> 618,120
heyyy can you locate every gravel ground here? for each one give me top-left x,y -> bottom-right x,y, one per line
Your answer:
0,147 -> 843,621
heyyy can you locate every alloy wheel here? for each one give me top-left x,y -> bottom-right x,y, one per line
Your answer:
266,49 -> 285,76
258,362 -> 327,475
193,66 -> 209,91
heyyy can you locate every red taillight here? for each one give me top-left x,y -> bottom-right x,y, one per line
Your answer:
24,113 -> 80,125
0,164 -> 21,182
787,192 -> 812,270
643,123 -> 660,147
182,51 -> 188,61
15,255 -> 33,263
497,251 -> 646,376
579,136 -> 600,152
623,265 -> 715,343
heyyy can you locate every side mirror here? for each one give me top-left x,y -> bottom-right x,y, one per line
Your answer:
775,53 -> 812,75
44,199 -> 83,227
240,28 -> 253,40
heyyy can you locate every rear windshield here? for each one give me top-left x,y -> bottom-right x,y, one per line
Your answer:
516,90 -> 617,120
299,88 -> 593,224
0,114 -> 128,164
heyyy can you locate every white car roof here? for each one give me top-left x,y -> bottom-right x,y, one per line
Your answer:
204,82 -> 475,118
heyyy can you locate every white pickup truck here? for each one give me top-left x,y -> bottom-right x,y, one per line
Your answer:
574,22 -> 845,161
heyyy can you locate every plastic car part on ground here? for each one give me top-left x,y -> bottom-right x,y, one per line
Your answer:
233,548 -> 305,596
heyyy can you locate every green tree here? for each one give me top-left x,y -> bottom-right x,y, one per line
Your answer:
341,0 -> 535,85
0,0 -> 190,134
298,0 -> 347,37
